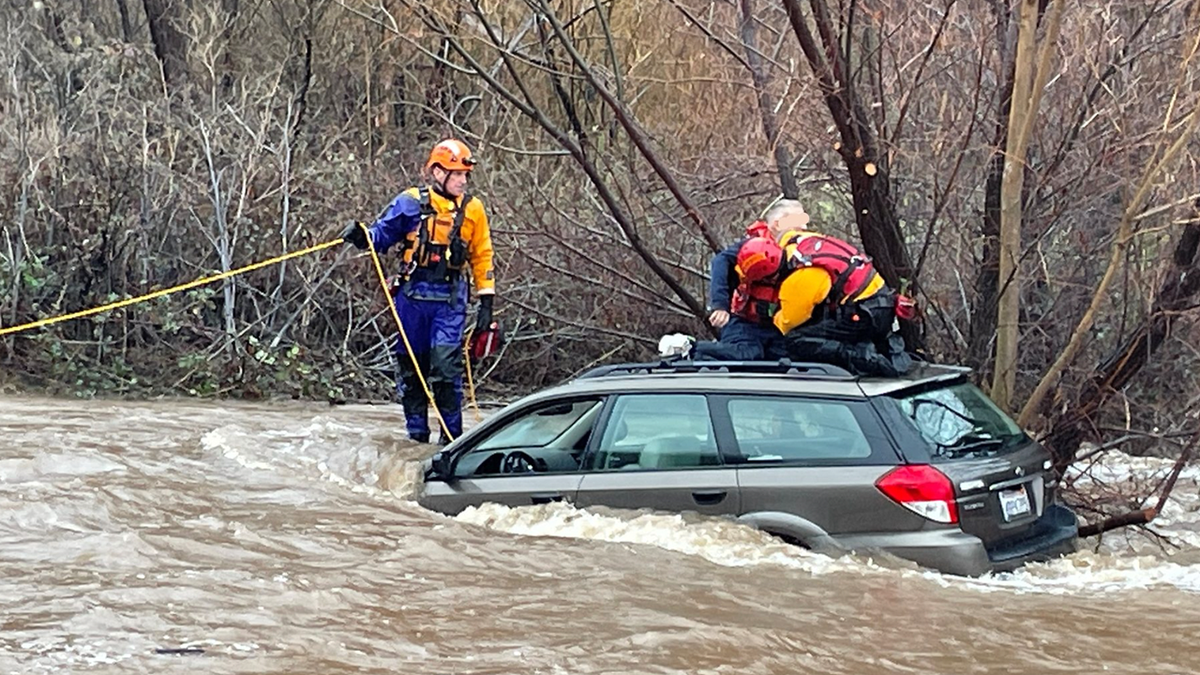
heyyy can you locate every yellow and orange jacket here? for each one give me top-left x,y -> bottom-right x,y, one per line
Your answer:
368,186 -> 495,295
772,231 -> 885,334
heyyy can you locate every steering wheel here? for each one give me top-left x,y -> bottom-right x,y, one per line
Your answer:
500,450 -> 540,474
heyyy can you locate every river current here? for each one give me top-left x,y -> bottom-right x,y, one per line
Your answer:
1,395 -> 1197,674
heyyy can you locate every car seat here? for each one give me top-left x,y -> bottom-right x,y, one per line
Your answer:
637,435 -> 716,469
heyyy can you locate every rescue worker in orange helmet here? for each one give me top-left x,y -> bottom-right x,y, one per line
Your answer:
692,199 -> 812,360
341,139 -> 499,444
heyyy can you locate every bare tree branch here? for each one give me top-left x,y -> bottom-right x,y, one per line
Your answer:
533,0 -> 724,252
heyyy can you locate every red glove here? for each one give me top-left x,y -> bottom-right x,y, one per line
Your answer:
895,293 -> 918,321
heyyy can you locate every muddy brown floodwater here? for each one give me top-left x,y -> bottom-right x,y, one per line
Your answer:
1,395 -> 1198,674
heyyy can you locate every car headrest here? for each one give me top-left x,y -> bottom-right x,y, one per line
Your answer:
639,435 -> 707,469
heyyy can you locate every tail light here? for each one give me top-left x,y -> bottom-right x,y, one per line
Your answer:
876,464 -> 958,524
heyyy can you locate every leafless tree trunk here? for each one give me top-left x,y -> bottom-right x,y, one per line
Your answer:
738,0 -> 798,200
275,102 -> 295,303
992,0 -> 1064,411
198,120 -> 237,342
292,35 -> 313,136
219,0 -> 240,96
142,0 -> 189,89
780,0 -> 918,347
1020,28 -> 1200,430
2,54 -> 42,330
971,1 -> 1170,377
115,0 -> 136,43
374,1 -> 399,143
1042,202 -> 1200,467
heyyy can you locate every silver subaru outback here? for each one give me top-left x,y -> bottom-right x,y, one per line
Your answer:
419,361 -> 1078,576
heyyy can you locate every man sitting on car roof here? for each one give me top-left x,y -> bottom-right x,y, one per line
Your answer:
692,200 -> 813,361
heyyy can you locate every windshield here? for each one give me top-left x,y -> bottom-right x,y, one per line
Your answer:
894,383 -> 1027,459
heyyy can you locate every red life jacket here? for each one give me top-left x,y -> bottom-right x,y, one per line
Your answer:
729,227 -> 781,326
786,233 -> 879,304
730,281 -> 780,326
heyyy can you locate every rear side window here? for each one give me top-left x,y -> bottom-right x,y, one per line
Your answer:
894,383 -> 1027,459
722,396 -> 882,464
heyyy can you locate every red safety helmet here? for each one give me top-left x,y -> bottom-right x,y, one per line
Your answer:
425,139 -> 477,173
735,236 -> 784,282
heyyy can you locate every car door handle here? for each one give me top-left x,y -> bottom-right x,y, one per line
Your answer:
691,489 -> 727,506
530,493 -> 564,505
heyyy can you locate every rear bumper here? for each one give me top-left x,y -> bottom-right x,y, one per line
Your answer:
984,503 -> 1079,573
834,504 -> 1078,577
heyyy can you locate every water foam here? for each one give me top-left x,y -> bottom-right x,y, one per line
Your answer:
953,551 -> 1200,594
0,454 -> 125,482
198,419 -> 428,501
455,501 -> 1200,595
455,502 -> 895,577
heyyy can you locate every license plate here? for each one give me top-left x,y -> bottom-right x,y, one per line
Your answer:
999,485 -> 1032,521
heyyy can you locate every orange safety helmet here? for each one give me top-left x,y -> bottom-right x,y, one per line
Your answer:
735,236 -> 784,282
425,139 -> 477,173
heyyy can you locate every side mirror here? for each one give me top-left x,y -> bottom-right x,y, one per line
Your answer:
429,451 -> 456,482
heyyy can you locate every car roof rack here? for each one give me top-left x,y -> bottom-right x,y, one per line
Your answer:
576,359 -> 855,380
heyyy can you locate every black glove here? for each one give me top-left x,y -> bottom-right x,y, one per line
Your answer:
340,221 -> 369,250
474,294 -> 494,335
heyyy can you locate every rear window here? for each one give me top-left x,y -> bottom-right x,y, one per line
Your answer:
895,383 -> 1027,459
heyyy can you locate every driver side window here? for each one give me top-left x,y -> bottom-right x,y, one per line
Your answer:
453,398 -> 604,478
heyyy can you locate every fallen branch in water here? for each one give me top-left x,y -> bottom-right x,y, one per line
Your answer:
1078,428 -> 1198,538
1153,430 -> 1198,514
1078,507 -> 1158,538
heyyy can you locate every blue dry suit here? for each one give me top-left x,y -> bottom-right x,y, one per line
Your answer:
366,186 -> 495,442
692,240 -> 787,361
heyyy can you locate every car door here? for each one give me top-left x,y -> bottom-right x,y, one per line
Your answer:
715,394 -> 904,536
574,393 -> 740,516
419,397 -> 603,515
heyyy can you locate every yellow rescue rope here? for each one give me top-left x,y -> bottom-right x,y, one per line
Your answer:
463,327 -> 482,423
0,239 -> 343,336
0,232 -> 479,442
357,224 -> 453,442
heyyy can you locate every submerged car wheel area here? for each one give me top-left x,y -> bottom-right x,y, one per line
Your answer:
419,360 -> 1078,577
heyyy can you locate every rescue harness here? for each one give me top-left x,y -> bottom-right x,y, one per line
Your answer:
730,281 -> 780,327
400,186 -> 474,287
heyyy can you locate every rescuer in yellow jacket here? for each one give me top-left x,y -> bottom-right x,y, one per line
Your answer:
341,139 -> 499,444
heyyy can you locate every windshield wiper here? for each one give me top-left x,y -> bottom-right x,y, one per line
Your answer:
904,397 -> 1025,457
907,397 -> 991,429
935,436 -> 1006,458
